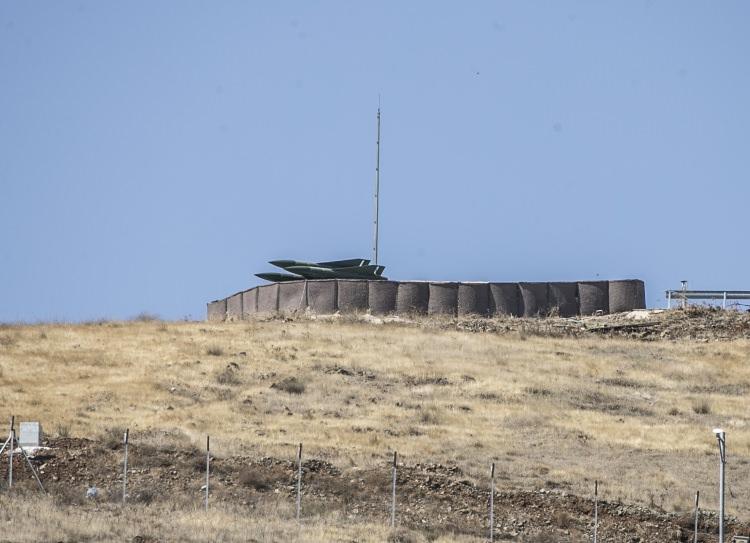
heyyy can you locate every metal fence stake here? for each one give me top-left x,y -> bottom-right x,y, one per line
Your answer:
693,490 -> 699,543
122,428 -> 129,503
205,435 -> 210,511
714,429 -> 726,543
296,443 -> 302,521
8,417 -> 15,490
593,480 -> 598,543
489,462 -> 495,542
390,451 -> 397,528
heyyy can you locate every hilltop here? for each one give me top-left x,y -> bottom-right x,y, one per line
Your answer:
0,310 -> 749,541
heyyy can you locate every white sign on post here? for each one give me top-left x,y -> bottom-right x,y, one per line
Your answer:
19,422 -> 42,448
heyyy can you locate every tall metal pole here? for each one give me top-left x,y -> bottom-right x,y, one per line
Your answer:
372,103 -> 381,266
715,430 -> 726,543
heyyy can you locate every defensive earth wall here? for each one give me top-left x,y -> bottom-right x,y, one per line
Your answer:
207,279 -> 646,322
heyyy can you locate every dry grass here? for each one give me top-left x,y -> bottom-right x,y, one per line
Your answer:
1,318 -> 750,524
0,494 -> 472,543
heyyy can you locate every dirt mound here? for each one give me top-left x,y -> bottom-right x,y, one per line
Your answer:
444,306 -> 750,341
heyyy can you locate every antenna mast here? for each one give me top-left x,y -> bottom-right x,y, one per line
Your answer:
373,101 -> 381,265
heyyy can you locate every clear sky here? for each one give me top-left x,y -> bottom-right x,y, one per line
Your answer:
1,2 -> 748,322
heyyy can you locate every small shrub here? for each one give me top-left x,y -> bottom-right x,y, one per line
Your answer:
238,467 -> 272,490
692,401 -> 711,415
418,407 -> 443,425
552,510 -> 573,528
206,345 -> 224,356
668,407 -> 681,416
132,312 -> 161,322
387,528 -> 422,543
101,426 -> 127,450
270,377 -> 306,395
215,365 -> 241,386
524,386 -> 552,397
56,424 -> 70,438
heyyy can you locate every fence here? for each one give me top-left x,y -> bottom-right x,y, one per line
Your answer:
208,279 -> 647,322
1,417 -> 731,542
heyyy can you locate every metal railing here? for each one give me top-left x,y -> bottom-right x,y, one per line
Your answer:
666,290 -> 750,309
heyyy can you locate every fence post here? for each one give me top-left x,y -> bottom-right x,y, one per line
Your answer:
390,451 -> 397,528
593,480 -> 598,543
693,490 -> 699,543
204,435 -> 210,511
122,428 -> 129,503
489,462 -> 495,542
9,417 -> 15,489
296,443 -> 302,521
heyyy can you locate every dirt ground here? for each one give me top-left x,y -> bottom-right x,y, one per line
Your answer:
1,436 -> 744,542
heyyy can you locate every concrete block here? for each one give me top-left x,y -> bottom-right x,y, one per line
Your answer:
337,280 -> 369,313
242,288 -> 258,318
278,281 -> 307,313
226,293 -> 244,321
489,283 -> 521,316
548,282 -> 579,317
458,283 -> 490,316
19,422 -> 42,448
206,299 -> 226,322
609,280 -> 646,313
307,280 -> 337,313
519,282 -> 549,317
428,282 -> 459,316
369,281 -> 398,314
257,284 -> 279,313
396,282 -> 429,314
578,281 -> 609,315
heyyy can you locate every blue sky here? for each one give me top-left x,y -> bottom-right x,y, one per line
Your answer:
1,2 -> 748,321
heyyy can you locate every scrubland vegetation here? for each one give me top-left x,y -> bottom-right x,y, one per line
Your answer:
0,314 -> 749,541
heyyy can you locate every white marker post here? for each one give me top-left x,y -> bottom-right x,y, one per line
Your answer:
122,428 -> 129,504
296,443 -> 303,522
489,462 -> 495,542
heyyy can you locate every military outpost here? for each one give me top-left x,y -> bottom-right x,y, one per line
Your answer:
207,258 -> 646,321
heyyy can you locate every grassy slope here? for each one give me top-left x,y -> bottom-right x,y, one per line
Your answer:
1,318 -> 750,534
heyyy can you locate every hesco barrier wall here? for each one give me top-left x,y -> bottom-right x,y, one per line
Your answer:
207,279 -> 646,321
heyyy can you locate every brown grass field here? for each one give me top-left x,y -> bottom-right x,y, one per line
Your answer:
1,313 -> 749,541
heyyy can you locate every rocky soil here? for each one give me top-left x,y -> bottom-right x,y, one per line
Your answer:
443,306 -> 750,342
4,437 -> 747,542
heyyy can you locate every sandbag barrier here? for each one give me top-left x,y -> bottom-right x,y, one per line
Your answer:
207,279 -> 646,321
